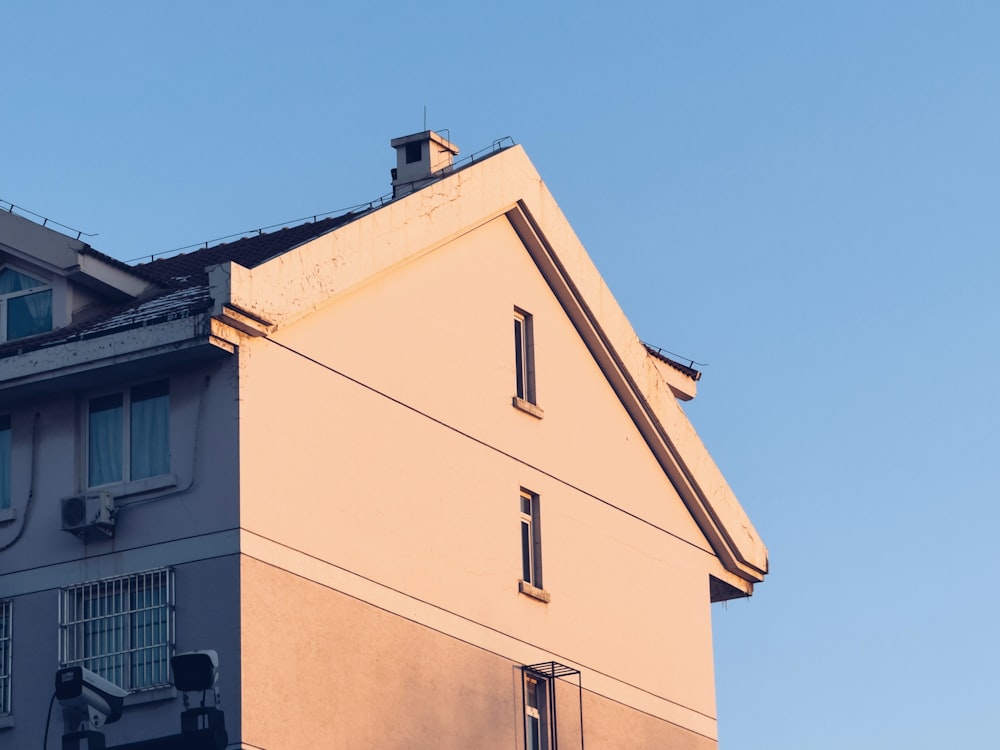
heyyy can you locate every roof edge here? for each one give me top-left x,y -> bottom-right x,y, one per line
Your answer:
505,199 -> 767,584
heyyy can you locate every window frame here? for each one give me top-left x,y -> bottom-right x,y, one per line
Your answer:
0,415 -> 9,512
514,308 -> 536,404
58,569 -> 175,693
518,489 -> 549,602
520,489 -> 540,587
85,380 -> 171,490
0,265 -> 53,343
0,599 -> 10,717
523,670 -> 550,750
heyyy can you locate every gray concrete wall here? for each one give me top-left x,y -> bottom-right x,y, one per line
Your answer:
0,354 -> 242,748
0,355 -> 240,576
1,555 -> 241,750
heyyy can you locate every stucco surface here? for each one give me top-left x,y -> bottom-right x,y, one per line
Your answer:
235,215 -> 721,734
211,145 -> 765,585
240,555 -> 716,749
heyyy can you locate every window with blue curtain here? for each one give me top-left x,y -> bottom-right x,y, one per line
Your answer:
0,416 -> 9,510
89,394 -> 123,486
88,381 -> 169,487
0,267 -> 52,341
130,381 -> 169,480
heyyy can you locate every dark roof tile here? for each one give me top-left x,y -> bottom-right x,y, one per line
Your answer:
135,214 -> 357,287
0,211 -> 362,361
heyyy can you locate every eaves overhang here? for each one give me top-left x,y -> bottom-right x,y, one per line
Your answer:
505,202 -> 767,590
69,252 -> 152,300
0,313 -> 233,409
0,210 -> 152,299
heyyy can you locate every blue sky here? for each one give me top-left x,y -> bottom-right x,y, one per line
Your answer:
3,3 -> 998,747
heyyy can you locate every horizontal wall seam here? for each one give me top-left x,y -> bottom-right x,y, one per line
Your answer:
241,528 -> 719,734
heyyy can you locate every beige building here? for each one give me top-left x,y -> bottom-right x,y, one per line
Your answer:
0,131 -> 767,749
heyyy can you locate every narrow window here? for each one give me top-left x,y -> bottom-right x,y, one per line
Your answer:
88,381 -> 169,487
0,267 -> 53,342
0,600 -> 10,716
59,569 -> 174,692
130,380 -> 170,480
89,393 -> 123,486
520,489 -> 541,588
405,142 -> 422,164
524,671 -> 549,750
0,416 -> 9,511
514,309 -> 536,404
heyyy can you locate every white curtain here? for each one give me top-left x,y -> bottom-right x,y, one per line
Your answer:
1,268 -> 51,340
0,269 -> 32,294
89,395 -> 123,486
7,289 -> 52,339
130,383 -> 169,480
88,383 -> 168,486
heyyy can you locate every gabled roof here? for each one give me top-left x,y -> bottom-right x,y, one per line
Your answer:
203,145 -> 768,593
0,144 -> 767,594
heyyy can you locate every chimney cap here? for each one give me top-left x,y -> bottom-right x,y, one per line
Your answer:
390,130 -> 459,155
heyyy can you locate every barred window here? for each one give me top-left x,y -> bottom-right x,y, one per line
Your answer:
0,600 -> 11,715
59,569 -> 174,692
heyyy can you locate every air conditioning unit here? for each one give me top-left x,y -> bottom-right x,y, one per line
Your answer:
61,492 -> 116,539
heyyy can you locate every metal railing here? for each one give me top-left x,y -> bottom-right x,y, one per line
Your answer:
0,198 -> 96,241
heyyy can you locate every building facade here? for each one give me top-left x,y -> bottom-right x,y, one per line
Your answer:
0,133 -> 767,749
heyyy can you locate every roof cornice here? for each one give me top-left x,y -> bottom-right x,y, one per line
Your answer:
505,201 -> 767,588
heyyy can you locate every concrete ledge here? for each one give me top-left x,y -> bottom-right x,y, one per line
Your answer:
512,397 -> 544,419
518,580 -> 551,603
125,686 -> 177,707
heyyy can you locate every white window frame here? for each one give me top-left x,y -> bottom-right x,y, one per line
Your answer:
520,489 -> 542,588
0,265 -> 53,343
0,599 -> 11,717
85,380 -> 170,489
59,569 -> 175,693
524,671 -> 550,750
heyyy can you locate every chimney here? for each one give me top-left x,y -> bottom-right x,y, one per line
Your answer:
390,130 -> 459,198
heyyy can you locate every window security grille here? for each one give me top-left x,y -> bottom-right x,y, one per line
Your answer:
0,600 -> 10,715
59,569 -> 174,692
521,662 -> 585,750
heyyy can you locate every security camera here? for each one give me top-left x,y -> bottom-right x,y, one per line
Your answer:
55,665 -> 128,729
